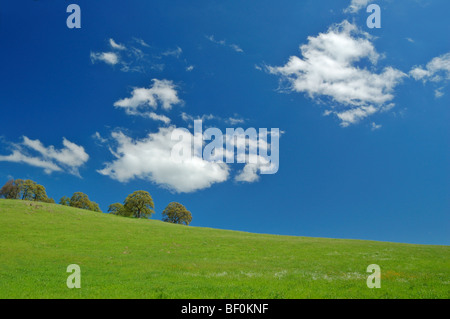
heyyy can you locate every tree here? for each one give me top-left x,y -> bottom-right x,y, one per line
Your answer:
107,203 -> 132,216
162,202 -> 192,226
59,196 -> 71,206
33,184 -> 49,202
1,179 -> 54,203
17,179 -> 38,200
69,192 -> 102,212
0,179 -> 20,199
108,203 -> 123,215
123,190 -> 154,219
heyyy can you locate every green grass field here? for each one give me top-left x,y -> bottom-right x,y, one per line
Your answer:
0,199 -> 448,298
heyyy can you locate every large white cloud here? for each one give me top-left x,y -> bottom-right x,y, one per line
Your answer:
0,137 -> 89,175
268,20 -> 406,126
97,127 -> 230,193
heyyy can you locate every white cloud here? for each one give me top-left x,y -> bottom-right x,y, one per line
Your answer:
409,52 -> 450,82
235,164 -> 260,183
0,151 -> 62,174
371,122 -> 382,130
226,117 -> 245,125
97,128 -> 229,193
109,38 -> 126,50
114,79 -> 182,119
90,52 -> 119,65
92,132 -> 108,144
206,35 -> 244,53
133,37 -> 150,47
229,44 -> 244,53
0,137 -> 89,175
344,0 -> 371,13
181,112 -> 216,123
162,46 -> 182,58
434,88 -> 444,98
186,65 -> 195,72
146,112 -> 171,124
268,20 -> 406,127
180,112 -> 245,126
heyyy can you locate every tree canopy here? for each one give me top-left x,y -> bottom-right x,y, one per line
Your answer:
107,202 -> 131,216
0,179 -> 54,203
162,202 -> 192,226
123,190 -> 154,218
68,192 -> 102,212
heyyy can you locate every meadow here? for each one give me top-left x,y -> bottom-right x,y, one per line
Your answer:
0,199 -> 448,298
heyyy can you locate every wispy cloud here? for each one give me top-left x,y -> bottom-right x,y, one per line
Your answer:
109,38 -> 126,50
133,37 -> 150,47
0,137 -> 89,176
371,122 -> 382,131
344,0 -> 371,13
206,35 -> 244,53
91,38 -> 193,73
162,46 -> 183,58
180,112 -> 245,126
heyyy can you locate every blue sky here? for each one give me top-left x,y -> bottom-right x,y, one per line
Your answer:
0,0 -> 448,245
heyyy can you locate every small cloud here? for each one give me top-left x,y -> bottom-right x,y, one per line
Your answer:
109,38 -> 126,50
162,46 -> 183,58
406,37 -> 415,43
90,51 -> 119,65
133,37 -> 150,47
434,88 -> 444,98
114,79 -> 182,117
92,132 -> 108,144
206,35 -> 244,53
186,65 -> 195,72
344,0 -> 371,13
409,52 -> 450,82
146,112 -> 171,124
229,44 -> 244,53
226,117 -> 245,125
371,122 -> 382,130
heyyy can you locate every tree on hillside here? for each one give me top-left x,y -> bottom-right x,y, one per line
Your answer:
0,179 -> 20,199
33,184 -> 49,202
69,192 -> 102,212
123,190 -> 154,219
162,202 -> 192,226
1,179 -> 52,203
17,179 -> 37,200
59,196 -> 71,206
107,203 -> 131,216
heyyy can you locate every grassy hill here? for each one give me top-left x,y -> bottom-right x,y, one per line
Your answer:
0,199 -> 448,299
